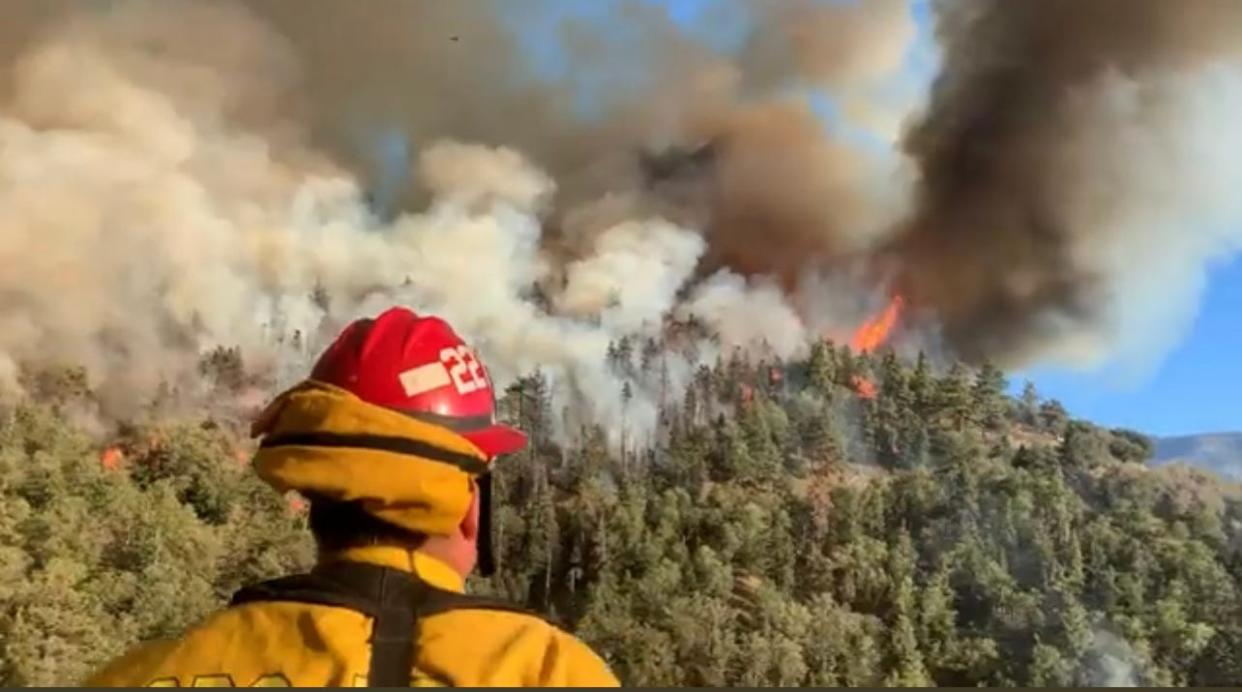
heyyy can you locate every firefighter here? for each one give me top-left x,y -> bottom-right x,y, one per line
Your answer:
86,307 -> 619,687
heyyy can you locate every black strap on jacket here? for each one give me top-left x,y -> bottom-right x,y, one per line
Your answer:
230,561 -> 537,687
476,472 -> 496,577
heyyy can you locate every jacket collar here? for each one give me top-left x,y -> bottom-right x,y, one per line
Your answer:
323,545 -> 465,594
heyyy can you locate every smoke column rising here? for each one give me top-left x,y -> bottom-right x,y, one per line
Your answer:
2,0 -> 1242,436
0,1 -> 821,446
243,0 -> 1242,374
899,0 -> 1242,373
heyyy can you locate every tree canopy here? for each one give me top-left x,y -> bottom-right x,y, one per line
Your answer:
2,346 -> 1239,687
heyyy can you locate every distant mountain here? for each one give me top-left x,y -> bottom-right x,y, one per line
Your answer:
1152,432 -> 1242,480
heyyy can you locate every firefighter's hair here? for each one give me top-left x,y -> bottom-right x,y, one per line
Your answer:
306,496 -> 427,553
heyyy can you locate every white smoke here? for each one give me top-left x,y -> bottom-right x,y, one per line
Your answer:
0,2 -> 815,448
555,218 -> 706,334
1079,630 -> 1141,687
6,0 -> 1242,417
1056,64 -> 1242,375
678,272 -> 809,361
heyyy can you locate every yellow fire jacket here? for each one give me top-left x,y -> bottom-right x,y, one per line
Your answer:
84,547 -> 619,687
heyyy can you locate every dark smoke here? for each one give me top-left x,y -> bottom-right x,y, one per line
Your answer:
898,0 -> 1242,368
240,0 -> 915,279
3,0 -> 1241,375
243,0 -> 1242,369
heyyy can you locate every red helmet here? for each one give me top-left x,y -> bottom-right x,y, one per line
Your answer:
309,306 -> 527,457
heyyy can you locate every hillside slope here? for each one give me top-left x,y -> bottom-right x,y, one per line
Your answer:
3,347 -> 1241,687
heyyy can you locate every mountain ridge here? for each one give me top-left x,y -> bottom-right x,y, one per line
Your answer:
1152,431 -> 1242,480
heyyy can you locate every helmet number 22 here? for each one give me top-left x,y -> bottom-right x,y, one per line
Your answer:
440,345 -> 488,395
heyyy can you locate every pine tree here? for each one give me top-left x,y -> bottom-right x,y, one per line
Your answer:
505,371 -> 554,455
908,352 -> 933,417
198,346 -> 246,393
971,359 -> 1008,430
725,348 -> 751,399
1039,399 -> 1070,435
806,340 -> 835,396
681,380 -> 700,430
8,322 -> 1242,688
640,337 -> 660,373
658,352 -> 671,424
879,351 -> 909,405
1019,380 -> 1040,425
615,336 -> 635,377
935,363 -> 974,430
620,381 -> 634,468
897,415 -> 931,469
885,573 -> 934,687
606,341 -> 620,373
801,406 -> 840,466
834,346 -> 858,388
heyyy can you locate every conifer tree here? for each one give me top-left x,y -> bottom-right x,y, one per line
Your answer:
1039,399 -> 1070,435
806,340 -> 835,396
972,359 -> 1008,430
936,362 -> 974,430
908,351 -> 934,417
1019,380 -> 1040,425
5,337 -> 1240,688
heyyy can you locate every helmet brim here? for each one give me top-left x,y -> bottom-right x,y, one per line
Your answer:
461,423 -> 528,458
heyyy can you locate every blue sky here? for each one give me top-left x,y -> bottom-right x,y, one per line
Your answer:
1017,258 -> 1242,436
493,0 -> 1241,437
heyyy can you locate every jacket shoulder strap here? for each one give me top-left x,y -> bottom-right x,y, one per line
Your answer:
229,562 -> 543,687
231,562 -> 422,686
415,588 -> 541,620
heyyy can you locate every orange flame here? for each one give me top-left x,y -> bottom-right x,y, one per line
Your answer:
849,295 -> 905,354
852,375 -> 877,399
288,494 -> 308,514
100,447 -> 124,471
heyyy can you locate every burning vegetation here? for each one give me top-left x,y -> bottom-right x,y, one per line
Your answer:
1,2 -> 1242,684
836,294 -> 907,399
7,321 -> 1240,687
849,295 -> 905,355
98,446 -> 123,471
0,0 -> 1240,434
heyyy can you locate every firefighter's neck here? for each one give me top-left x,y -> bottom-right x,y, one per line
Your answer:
323,489 -> 481,580
423,483 -> 482,580
323,532 -> 476,582
420,531 -> 477,580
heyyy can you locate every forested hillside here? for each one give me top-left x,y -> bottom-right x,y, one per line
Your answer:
1155,434 -> 1242,481
3,342 -> 1241,687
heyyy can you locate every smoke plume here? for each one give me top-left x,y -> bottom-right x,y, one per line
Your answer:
899,0 -> 1242,371
2,0 -> 1241,438
1080,629 -> 1141,687
0,0 -> 905,436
